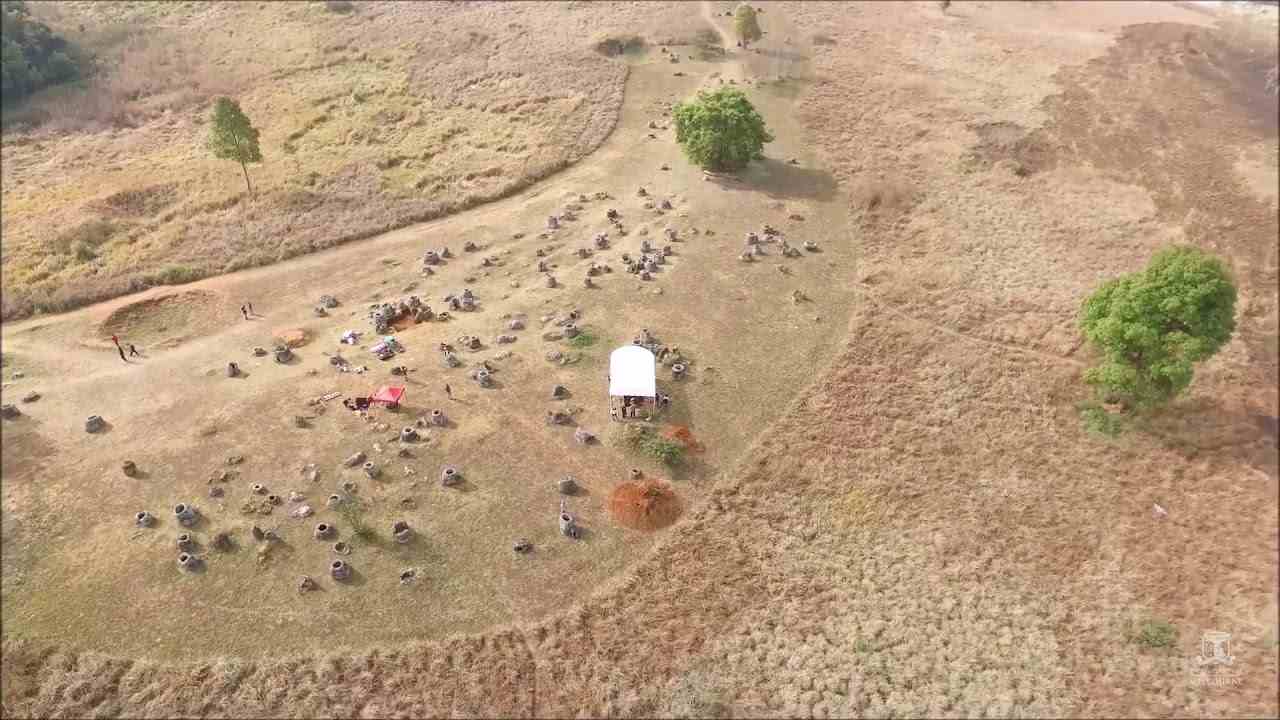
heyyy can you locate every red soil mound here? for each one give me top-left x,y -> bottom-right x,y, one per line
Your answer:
661,424 -> 705,453
608,479 -> 682,531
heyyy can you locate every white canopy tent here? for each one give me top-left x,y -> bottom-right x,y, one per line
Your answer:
608,345 -> 656,397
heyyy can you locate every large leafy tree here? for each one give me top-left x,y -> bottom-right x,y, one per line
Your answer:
207,97 -> 263,195
1,0 -> 80,102
734,4 -> 763,49
1079,246 -> 1237,409
673,87 -> 773,172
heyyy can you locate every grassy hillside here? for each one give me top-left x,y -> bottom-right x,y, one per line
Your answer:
0,1 -> 697,320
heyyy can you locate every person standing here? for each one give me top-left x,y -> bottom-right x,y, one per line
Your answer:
128,343 -> 140,358
445,383 -> 453,400
240,304 -> 249,320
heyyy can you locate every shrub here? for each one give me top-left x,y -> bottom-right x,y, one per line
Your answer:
1080,246 -> 1237,410
673,87 -> 773,171
52,219 -> 116,254
1134,619 -> 1178,649
336,499 -> 377,541
592,34 -> 644,57
152,264 -> 199,285
1080,404 -> 1126,438
642,436 -> 684,465
623,426 -> 686,466
1,1 -> 83,103
567,328 -> 597,348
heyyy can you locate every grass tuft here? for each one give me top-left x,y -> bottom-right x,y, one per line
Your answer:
1080,404 -> 1128,438
1133,619 -> 1178,649
567,329 -> 598,349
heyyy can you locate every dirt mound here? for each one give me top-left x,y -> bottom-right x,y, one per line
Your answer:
98,290 -> 226,345
272,328 -> 310,348
661,425 -> 705,453
608,479 -> 682,531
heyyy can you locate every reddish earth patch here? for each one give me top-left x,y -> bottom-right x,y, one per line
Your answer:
661,424 -> 705,453
608,479 -> 682,531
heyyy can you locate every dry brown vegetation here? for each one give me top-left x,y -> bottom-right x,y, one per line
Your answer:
0,1 -> 701,321
2,1 -> 1278,718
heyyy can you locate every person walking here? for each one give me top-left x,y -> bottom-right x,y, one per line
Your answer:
240,304 -> 249,320
444,383 -> 453,400
128,343 -> 140,358
117,344 -> 128,362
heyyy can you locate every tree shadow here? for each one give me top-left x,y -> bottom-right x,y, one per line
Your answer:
733,157 -> 839,202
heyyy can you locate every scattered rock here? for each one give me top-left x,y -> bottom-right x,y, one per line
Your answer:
513,538 -> 533,554
84,415 -> 106,433
298,575 -> 318,593
122,460 -> 138,477
20,391 -> 39,403
343,452 -> 367,468
574,427 -> 596,444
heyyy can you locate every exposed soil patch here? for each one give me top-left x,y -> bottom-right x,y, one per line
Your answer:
97,290 -> 228,345
609,479 -> 682,531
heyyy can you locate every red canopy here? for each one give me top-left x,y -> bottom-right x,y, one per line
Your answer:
369,386 -> 406,405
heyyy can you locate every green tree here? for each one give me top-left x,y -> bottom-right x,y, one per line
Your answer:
1,0 -> 80,102
207,97 -> 263,195
1079,246 -> 1237,409
673,87 -> 773,171
734,4 -> 763,48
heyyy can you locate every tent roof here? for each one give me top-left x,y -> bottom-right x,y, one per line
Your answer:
609,345 -> 656,397
370,386 -> 406,404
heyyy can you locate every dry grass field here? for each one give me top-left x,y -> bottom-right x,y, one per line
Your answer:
0,1 -> 706,321
2,1 -> 1278,718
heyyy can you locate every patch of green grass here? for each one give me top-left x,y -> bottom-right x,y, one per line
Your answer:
568,328 -> 598,349
1134,619 -> 1178,649
1080,404 -> 1128,437
336,498 -> 377,542
623,425 -> 685,467
152,264 -> 201,286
